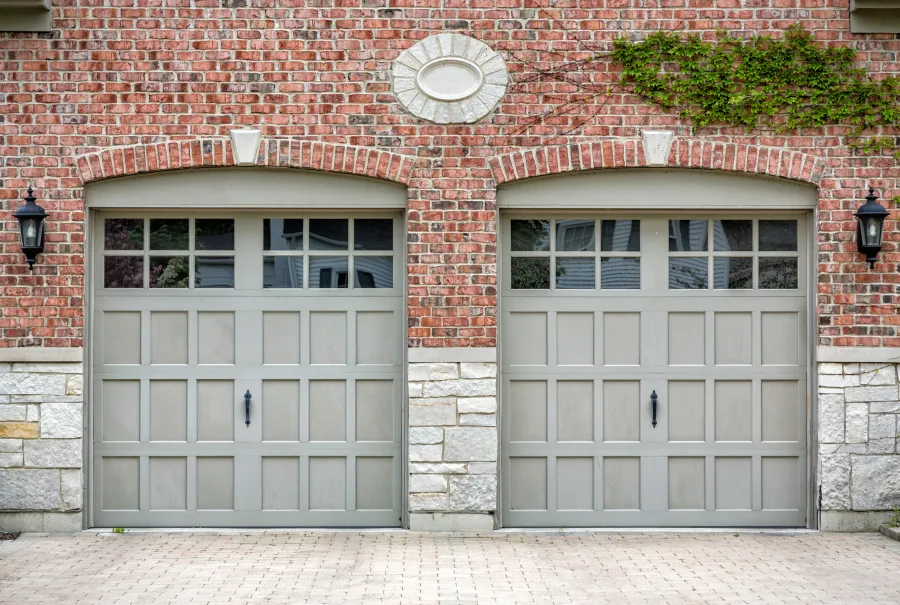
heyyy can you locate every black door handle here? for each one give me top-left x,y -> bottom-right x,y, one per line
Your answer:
244,390 -> 252,427
651,390 -> 658,428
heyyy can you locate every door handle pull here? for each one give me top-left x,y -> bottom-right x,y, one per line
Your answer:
651,390 -> 658,428
244,390 -> 252,427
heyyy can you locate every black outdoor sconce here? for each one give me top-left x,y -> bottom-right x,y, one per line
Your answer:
855,187 -> 889,269
15,187 -> 47,271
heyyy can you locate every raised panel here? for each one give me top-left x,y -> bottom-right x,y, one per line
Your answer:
508,381 -> 547,442
714,312 -> 751,365
557,381 -> 593,442
149,380 -> 187,442
668,457 -> 705,510
762,312 -> 799,365
262,380 -> 300,442
150,312 -> 188,365
356,380 -> 393,442
102,380 -> 140,442
197,457 -> 234,510
603,381 -> 640,442
762,381 -> 800,442
715,457 -> 751,510
557,457 -> 593,510
668,313 -> 704,366
668,381 -> 705,442
603,457 -> 640,510
149,457 -> 187,510
762,457 -> 799,510
263,312 -> 301,365
310,312 -> 347,365
198,312 -> 235,365
262,457 -> 300,510
309,457 -> 346,510
103,312 -> 140,365
509,457 -> 547,510
557,313 -> 594,366
604,313 -> 640,365
506,312 -> 548,366
357,312 -> 396,365
197,381 -> 234,442
356,457 -> 393,510
102,457 -> 139,510
309,380 -> 346,442
714,381 -> 752,442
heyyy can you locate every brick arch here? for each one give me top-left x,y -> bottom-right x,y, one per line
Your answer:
75,139 -> 420,186
488,139 -> 828,186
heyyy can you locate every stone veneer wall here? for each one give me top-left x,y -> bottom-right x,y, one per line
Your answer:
0,357 -> 83,533
819,361 -> 900,530
407,352 -> 498,531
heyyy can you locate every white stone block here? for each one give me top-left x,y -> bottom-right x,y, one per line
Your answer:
43,512 -> 82,532
409,445 -> 443,462
66,375 -> 83,397
409,401 -> 456,426
851,455 -> 900,510
641,130 -> 674,166
27,404 -> 39,421
0,439 -> 22,453
423,379 -> 496,398
409,462 -> 467,474
460,363 -> 496,379
408,363 -> 459,382
845,386 -> 898,403
819,363 -> 845,375
444,428 -> 497,462
61,469 -> 82,510
40,403 -> 82,439
0,453 -> 23,467
868,414 -> 897,454
0,373 -> 66,396
818,399 -> 844,444
0,469 -> 62,510
24,440 -> 82,468
820,454 -> 850,510
860,364 -> 898,386
409,427 -> 443,445
409,493 -> 450,512
818,374 -> 860,389
408,382 -> 424,398
846,403 -> 869,443
229,129 -> 261,165
871,402 -> 900,413
457,397 -> 496,414
0,404 -> 27,421
448,474 -> 497,512
12,363 -> 82,374
459,414 -> 496,426
466,462 -> 496,475
409,474 -> 448,493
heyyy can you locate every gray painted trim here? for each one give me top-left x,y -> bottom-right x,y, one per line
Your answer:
498,169 -> 817,210
0,347 -> 83,363
0,0 -> 52,32
817,347 -> 900,364
850,4 -> 900,33
85,168 -> 408,209
408,347 -> 497,363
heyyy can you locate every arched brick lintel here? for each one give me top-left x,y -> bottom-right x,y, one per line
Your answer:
488,140 -> 828,186
75,139 -> 421,186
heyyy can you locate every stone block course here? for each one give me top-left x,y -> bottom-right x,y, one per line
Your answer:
39,403 -> 82,439
24,440 -> 82,469
0,423 -> 38,439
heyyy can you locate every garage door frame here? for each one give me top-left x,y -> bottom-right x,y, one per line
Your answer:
84,168 -> 410,529
496,170 -> 819,529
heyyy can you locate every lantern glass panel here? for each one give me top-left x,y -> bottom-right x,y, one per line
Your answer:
865,217 -> 882,246
20,218 -> 39,248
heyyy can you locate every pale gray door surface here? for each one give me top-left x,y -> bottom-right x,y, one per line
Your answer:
91,212 -> 403,527
501,215 -> 808,527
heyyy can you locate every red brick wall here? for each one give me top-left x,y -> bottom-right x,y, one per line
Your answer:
0,1 -> 897,349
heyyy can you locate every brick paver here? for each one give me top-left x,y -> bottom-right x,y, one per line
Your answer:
1,530 -> 899,604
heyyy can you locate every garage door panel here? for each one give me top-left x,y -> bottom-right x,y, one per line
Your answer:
196,380 -> 234,442
101,380 -> 141,442
198,312 -> 235,365
103,312 -> 142,365
262,312 -> 301,365
506,312 -> 548,366
603,313 -> 640,366
150,312 -> 188,365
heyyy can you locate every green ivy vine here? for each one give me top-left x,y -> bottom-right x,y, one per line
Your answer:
611,26 -> 900,156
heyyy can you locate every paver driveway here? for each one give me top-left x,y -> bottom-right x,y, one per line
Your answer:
1,530 -> 899,604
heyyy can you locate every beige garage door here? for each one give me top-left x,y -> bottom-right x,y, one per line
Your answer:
501,215 -> 809,527
91,212 -> 403,527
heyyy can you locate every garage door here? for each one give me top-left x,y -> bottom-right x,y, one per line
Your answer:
501,215 -> 808,527
91,212 -> 403,527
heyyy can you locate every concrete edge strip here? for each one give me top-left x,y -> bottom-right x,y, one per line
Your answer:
0,347 -> 84,363
817,346 -> 900,364
408,347 -> 497,364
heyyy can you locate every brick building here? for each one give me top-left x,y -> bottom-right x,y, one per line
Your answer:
0,1 -> 898,532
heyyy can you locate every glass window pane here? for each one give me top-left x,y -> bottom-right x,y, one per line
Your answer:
668,220 -> 708,252
149,256 -> 189,289
556,257 -> 595,289
104,256 -> 143,288
263,256 -> 304,288
309,219 -> 349,251
556,220 -> 595,252
309,256 -> 349,288
713,220 -> 752,252
195,219 -> 234,251
714,257 -> 752,289
104,218 -> 143,251
601,220 -> 640,252
758,257 -> 798,289
355,256 -> 393,288
510,257 -> 550,289
669,257 -> 708,289
511,220 -> 550,252
601,257 -> 640,289
195,257 -> 234,288
354,219 -> 393,251
149,219 -> 189,250
759,220 -> 797,251
264,219 -> 304,251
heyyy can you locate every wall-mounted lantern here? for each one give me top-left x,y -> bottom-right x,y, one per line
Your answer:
856,187 -> 889,269
14,187 -> 47,271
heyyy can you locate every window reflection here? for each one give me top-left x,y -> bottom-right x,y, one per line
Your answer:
354,257 -> 393,288
310,256 -> 350,288
601,220 -> 640,252
263,257 -> 304,288
759,257 -> 798,289
309,219 -> 349,251
264,219 -> 304,251
556,220 -> 595,252
669,258 -> 708,289
195,257 -> 234,288
669,220 -> 708,252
